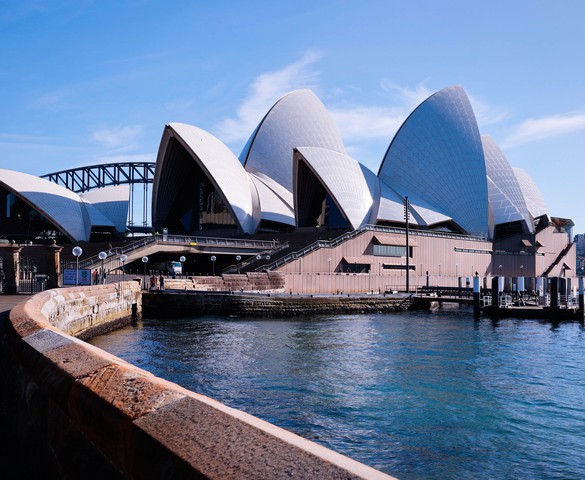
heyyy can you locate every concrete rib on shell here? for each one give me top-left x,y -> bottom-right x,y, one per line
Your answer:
482,135 -> 533,234
241,89 -> 347,199
293,147 -> 374,230
81,185 -> 129,234
0,168 -> 91,242
153,123 -> 261,234
378,85 -> 489,237
513,167 -> 548,219
248,173 -> 295,227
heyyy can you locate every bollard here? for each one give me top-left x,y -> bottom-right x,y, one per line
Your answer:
579,277 -> 584,322
473,275 -> 481,319
550,277 -> 559,308
491,276 -> 500,307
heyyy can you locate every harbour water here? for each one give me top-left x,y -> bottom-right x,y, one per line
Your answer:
89,306 -> 585,479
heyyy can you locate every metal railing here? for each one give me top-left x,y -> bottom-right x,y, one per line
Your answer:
73,234 -> 281,272
259,224 -> 487,272
222,241 -> 290,274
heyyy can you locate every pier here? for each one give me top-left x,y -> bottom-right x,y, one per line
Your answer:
414,276 -> 585,322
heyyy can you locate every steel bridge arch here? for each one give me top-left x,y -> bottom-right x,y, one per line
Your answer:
41,162 -> 156,229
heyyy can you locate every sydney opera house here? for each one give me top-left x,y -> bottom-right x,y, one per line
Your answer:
0,86 -> 576,292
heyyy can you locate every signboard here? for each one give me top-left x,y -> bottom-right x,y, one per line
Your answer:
63,268 -> 91,286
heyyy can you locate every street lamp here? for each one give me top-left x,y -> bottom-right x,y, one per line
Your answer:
236,255 -> 241,274
72,246 -> 83,286
98,251 -> 107,284
142,256 -> 149,289
180,256 -> 186,278
120,254 -> 128,283
211,255 -> 217,276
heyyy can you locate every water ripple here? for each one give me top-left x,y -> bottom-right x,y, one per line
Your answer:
90,309 -> 585,480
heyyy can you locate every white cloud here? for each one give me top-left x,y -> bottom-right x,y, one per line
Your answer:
503,113 -> 585,148
468,95 -> 508,127
214,55 -> 511,155
333,81 -> 433,142
30,88 -> 75,110
215,51 -> 322,143
330,106 -> 405,141
380,80 -> 433,110
91,124 -> 144,149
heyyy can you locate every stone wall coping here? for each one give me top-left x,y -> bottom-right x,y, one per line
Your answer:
8,284 -> 396,479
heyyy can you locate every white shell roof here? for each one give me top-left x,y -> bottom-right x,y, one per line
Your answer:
0,168 -> 91,242
241,89 -> 347,195
378,86 -> 489,237
513,167 -> 548,219
154,123 -> 261,234
376,180 -> 454,228
249,173 -> 295,226
482,136 -> 533,233
293,147 -> 374,229
376,181 -> 419,225
81,185 -> 129,233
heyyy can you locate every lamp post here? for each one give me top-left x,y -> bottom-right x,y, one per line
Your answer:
120,254 -> 128,284
72,246 -> 83,286
211,255 -> 216,276
119,254 -> 128,302
98,251 -> 107,284
236,255 -> 241,274
142,256 -> 149,289
180,256 -> 186,278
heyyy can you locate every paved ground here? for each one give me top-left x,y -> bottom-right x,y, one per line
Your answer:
0,295 -> 30,316
0,295 -> 32,478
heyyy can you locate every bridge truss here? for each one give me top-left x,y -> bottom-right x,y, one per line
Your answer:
41,162 -> 156,229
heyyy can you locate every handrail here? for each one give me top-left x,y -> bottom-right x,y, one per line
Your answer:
259,224 -> 486,272
74,234 -> 281,271
222,241 -> 290,274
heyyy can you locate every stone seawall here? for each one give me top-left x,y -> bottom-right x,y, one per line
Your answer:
1,284 -> 395,479
143,291 -> 413,318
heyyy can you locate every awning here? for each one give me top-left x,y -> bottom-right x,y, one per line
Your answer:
342,257 -> 372,265
373,234 -> 418,247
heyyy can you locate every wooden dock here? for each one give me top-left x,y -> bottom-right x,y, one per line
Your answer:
414,286 -> 584,321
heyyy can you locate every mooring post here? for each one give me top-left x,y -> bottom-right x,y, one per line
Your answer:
517,275 -> 525,306
578,277 -> 584,322
491,276 -> 500,307
550,277 -> 559,308
473,275 -> 481,319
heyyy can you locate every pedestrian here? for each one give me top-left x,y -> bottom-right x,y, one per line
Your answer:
159,274 -> 165,290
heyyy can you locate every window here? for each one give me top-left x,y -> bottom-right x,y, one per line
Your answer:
373,244 -> 409,257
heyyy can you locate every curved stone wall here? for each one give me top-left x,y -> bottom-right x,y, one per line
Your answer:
2,283 -> 394,479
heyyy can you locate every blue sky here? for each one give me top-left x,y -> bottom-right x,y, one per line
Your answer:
1,0 -> 584,232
